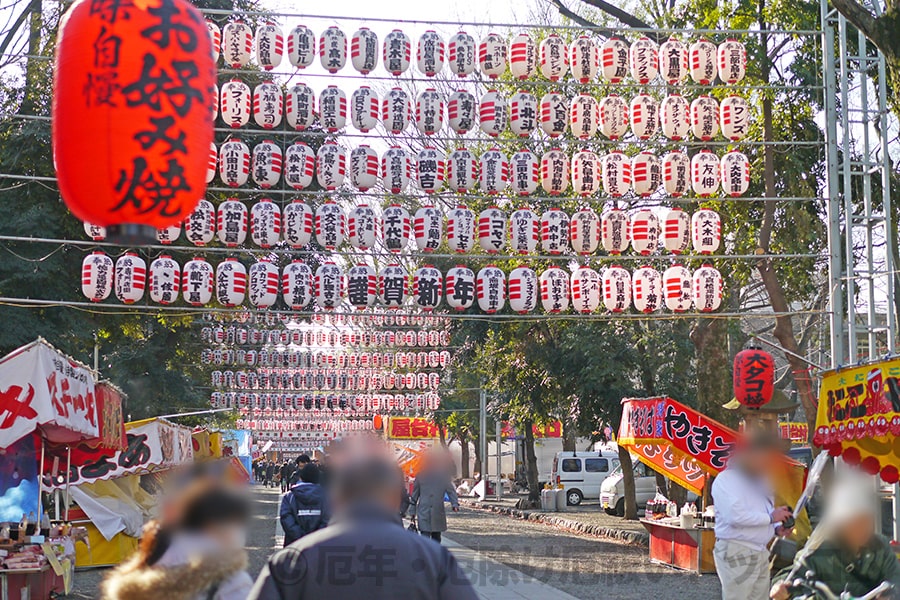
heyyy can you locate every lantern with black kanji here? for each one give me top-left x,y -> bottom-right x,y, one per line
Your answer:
508,207 -> 539,254
717,38 -> 746,84
114,252 -> 145,304
691,95 -> 720,141
630,37 -> 658,83
248,260 -> 279,308
216,199 -> 248,247
476,265 -> 505,313
510,149 -> 538,196
379,264 -> 408,308
691,150 -> 720,197
282,260 -> 313,309
315,200 -> 345,249
509,90 -> 537,137
255,21 -> 283,70
720,151 -> 751,197
220,79 -> 251,129
319,85 -> 347,132
691,208 -> 721,254
417,147 -> 445,193
478,33 -> 507,78
720,95 -> 750,142
82,251 -> 113,302
384,29 -> 411,76
538,92 -> 567,138
479,90 -> 507,136
601,151 -> 631,197
632,266 -> 662,313
156,223 -> 179,245
600,37 -> 629,83
222,20 -> 252,67
663,264 -> 692,312
319,26 -> 347,73
541,207 -> 570,255
383,204 -> 411,253
413,265 -> 442,311
252,140 -> 282,189
448,31 -> 475,76
598,95 -> 628,140
350,27 -> 378,74
632,152 -> 661,197
507,266 -> 537,314
182,257 -> 213,306
445,265 -> 475,310
347,264 -> 377,310
508,32 -> 536,80
601,209 -> 629,255
149,254 -> 179,305
570,94 -> 599,139
447,204 -> 475,253
84,222 -> 106,241
540,266 -> 569,313
733,347 -> 774,408
315,261 -> 344,309
349,145 -> 379,191
383,87 -> 411,133
417,30 -> 444,76
661,94 -> 690,141
219,138 -> 250,187
350,86 -> 380,132
285,83 -> 315,131
571,151 -> 600,196
662,151 -> 690,197
689,38 -> 717,84
348,203 -> 379,249
630,94 -> 659,140
382,146 -> 412,193
480,148 -> 509,195
659,36 -> 688,84
630,209 -> 659,256
283,200 -> 313,248
662,207 -> 690,254
693,264 -> 723,312
448,148 -> 478,193
281,142 -> 313,191
252,82 -> 282,130
185,200 -> 214,246
572,266 -> 602,314
414,205 -> 443,252
478,206 -> 506,254
602,265 -> 631,312
287,24 -> 315,68
570,35 -> 598,83
316,142 -> 346,190
447,89 -> 476,134
537,34 -> 567,81
415,88 -> 444,135
250,198 -> 281,248
570,207 -> 600,256
540,148 -> 569,196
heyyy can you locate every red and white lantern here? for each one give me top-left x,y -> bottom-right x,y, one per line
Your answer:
541,149 -> 569,196
217,199 -> 248,247
350,86 -> 380,132
218,139 -> 250,187
417,30 -> 445,76
570,35 -> 598,83
417,147 -> 445,193
720,95 -> 751,141
509,207 -> 539,254
156,224 -> 180,245
508,266 -> 538,313
600,37 -> 629,83
509,90 -> 538,137
572,151 -> 601,196
510,149 -> 538,196
319,26 -> 347,73
347,264 -> 377,309
476,265 -> 506,313
539,92 -> 568,138
382,146 -> 412,193
252,140 -> 282,189
601,151 -> 631,197
250,198 -> 281,248
632,266 -> 662,313
448,89 -> 477,134
222,21 -> 252,68
689,38 -> 717,84
84,222 -> 106,241
248,260 -> 279,308
378,264 -> 408,308
631,152 -> 662,197
206,142 -> 218,184
662,151 -> 691,197
480,148 -> 508,195
216,258 -> 246,307
82,251 -> 113,302
285,83 -> 315,131
691,95 -> 720,141
598,95 -> 628,140
255,22 -> 283,70
383,204 -> 411,252
315,200 -> 345,249
629,209 -> 660,255
509,33 -> 537,79
661,94 -> 690,140
316,142 -> 346,190
319,86 -> 347,132
629,36 -> 658,83
693,264 -> 723,312
448,148 -> 478,193
602,265 -> 631,312
540,266 -> 570,313
383,87 -> 412,133
448,31 -> 476,77
663,265 -> 693,311
570,94 -> 599,139
539,34 -> 568,81
220,79 -> 250,128
630,94 -> 659,140
717,38 -> 746,84
662,208 -> 690,254
414,205 -> 443,252
315,262 -> 344,309
691,208 -> 721,254
601,209 -> 629,255
349,145 -> 379,191
283,200 -> 314,248
149,255 -> 180,305
541,208 -> 570,255
287,24 -> 315,68
413,265 -> 443,311
207,20 -> 220,62
478,206 -> 506,254
384,29 -> 412,76
350,27 -> 379,74
572,266 -> 602,313
253,82 -> 283,129
570,207 -> 600,255
415,88 -> 444,135
446,205 -> 476,253
445,265 -> 475,310
659,36 -> 688,84
691,150 -> 720,197
347,203 -> 379,249
182,258 -> 214,306
282,261 -> 313,309
478,33 -> 507,78
720,151 -> 751,197
479,90 -> 507,136
185,200 -> 215,246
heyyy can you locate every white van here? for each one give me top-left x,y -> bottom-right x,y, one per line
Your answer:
551,451 -> 621,506
600,461 -> 699,515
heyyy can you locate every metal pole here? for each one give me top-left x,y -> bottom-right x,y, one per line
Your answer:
64,446 -> 71,522
495,419 -> 502,501
93,333 -> 99,374
479,388 -> 486,482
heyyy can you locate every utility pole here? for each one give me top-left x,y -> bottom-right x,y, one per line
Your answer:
479,387 -> 486,480
495,419 -> 502,501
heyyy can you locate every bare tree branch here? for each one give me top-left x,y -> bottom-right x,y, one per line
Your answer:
829,0 -> 880,45
546,0 -> 610,31
578,0 -> 653,29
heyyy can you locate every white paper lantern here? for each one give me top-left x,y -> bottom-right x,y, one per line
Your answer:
601,209 -> 630,255
598,94 -> 628,140
539,92 -> 567,138
378,264 -> 408,308
689,38 -> 717,84
720,95 -> 751,142
417,30 -> 445,76
217,199 -> 248,247
629,209 -> 660,255
347,264 -> 377,309
382,146 -> 412,193
720,151 -> 751,197
509,207 -> 539,254
285,83 -> 315,131
570,35 -> 598,83
282,261 -> 313,309
600,37 -> 629,83
630,94 -> 659,140
540,266 -> 569,313
570,207 -> 600,255
447,89 -> 477,134
660,94 -> 690,141
149,255 -> 180,305
349,145 -> 379,191
510,149 -> 539,197
448,31 -> 476,77
256,22 -> 283,70
540,149 -> 569,196
602,265 -> 631,312
413,265 -> 443,311
662,208 -> 690,254
509,90 -> 538,137
414,205 -> 443,252
601,151 -> 631,197
347,203 -> 379,250
248,260 -> 279,308
448,148 -> 478,193
691,208 -> 721,254
446,265 -> 476,310
82,251 -> 113,302
663,264 -> 693,311
507,266 -> 538,313
659,36 -> 688,84
630,266 -> 662,313
478,206 -> 506,253
315,200 -> 345,249
287,24 -> 316,68
415,88 -> 444,135
570,93 -> 599,139
541,208 -> 570,255
350,86 -> 380,132
479,90 -> 507,136
717,38 -> 746,84
446,204 -> 476,253
693,264 -> 723,312
662,151 -> 691,197
216,258 -> 246,307
383,204 -> 411,253
250,199 -> 281,248
319,26 -> 347,73
207,20 -> 220,62
350,27 -> 379,74
252,140 -> 282,189
479,148 -> 509,195
182,200 -> 214,247
691,95 -> 720,141
252,82 -> 282,129
571,151 -> 600,197
315,262 -> 344,309
416,147 -> 445,193
572,266 -> 602,313
538,34 -> 568,81
509,33 -> 537,80
216,140 -> 250,188
316,142 -> 346,190
631,152 -> 662,198
629,36 -> 659,83
222,21 -> 252,68
691,150 -> 720,197
84,222 -> 106,241
478,32 -> 507,78
319,86 -> 347,132
283,200 -> 313,248
156,223 -> 180,245
182,257 -> 214,306
382,87 -> 412,133
384,29 -> 412,76
206,142 -> 217,184
220,79 -> 250,129
476,265 -> 506,313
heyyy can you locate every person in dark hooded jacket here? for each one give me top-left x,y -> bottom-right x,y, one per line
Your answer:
279,464 -> 328,546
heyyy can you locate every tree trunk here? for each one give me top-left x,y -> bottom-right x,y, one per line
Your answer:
523,418 -> 541,505
617,444 -> 638,520
459,433 -> 471,479
562,417 -> 577,452
690,319 -> 736,426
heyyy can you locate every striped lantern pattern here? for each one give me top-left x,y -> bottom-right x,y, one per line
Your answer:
541,149 -> 569,196
479,90 -> 507,136
287,24 -> 315,68
448,31 -> 476,77
382,146 -> 412,193
601,151 -> 631,197
414,205 -> 443,252
691,95 -> 720,141
446,205 -> 476,253
415,88 -> 444,135
319,26 -> 347,73
509,207 -> 539,254
222,21 -> 252,68
539,34 -> 568,81
383,204 -> 411,252
572,266 -> 602,313
218,138 -> 250,186
217,199 -> 248,247
632,266 -> 662,313
663,265 -> 693,312
347,203 -> 379,249
316,142 -> 346,190
629,209 -> 660,255
541,208 -> 570,255
255,22 -> 283,70
448,148 -> 478,193
632,151 -> 662,197
350,27 -> 378,74
84,222 -> 106,241
659,37 -> 688,84
478,206 -> 506,253
570,207 -> 600,255
248,260 -> 279,308
445,265 -> 475,310
662,208 -> 690,254
720,151 -> 751,197
508,266 -> 538,313
315,262 -> 344,309
250,199 -> 281,248
720,95 -> 751,141
601,209 -> 629,255
509,90 -> 537,137
156,224 -> 179,245
347,264 -> 377,309
510,149 -> 538,196
693,264 -> 723,312
540,266 -> 570,313
206,142 -> 217,184
349,144 -> 379,191
662,151 -> 691,197
283,200 -> 314,248
717,39 -> 746,84
602,265 -> 631,313
571,150 -> 600,196
661,94 -> 690,140
417,30 -> 445,76
350,86 -> 380,132
252,140 -> 282,189
509,33 -> 537,80
691,150 -> 720,197
480,148 -> 508,195
539,92 -> 568,138
285,83 -> 315,131
383,29 -> 412,76
82,251 -> 113,302
413,265 -> 442,311
282,261 -> 313,309
185,200 -> 215,246
570,93 -> 599,139
569,35 -> 598,83
417,147 -> 445,193
630,94 -> 659,139
598,94 -> 628,139
448,89 -> 477,134
478,33 -> 507,78
315,201 -> 345,249
220,79 -> 251,128
600,37 -> 629,83
689,38 -> 717,84
149,255 -> 180,305
182,258 -> 214,306
252,81 -> 282,129
383,87 -> 412,133
691,208 -> 721,254
216,258 -> 246,307
206,20 -> 220,62
476,265 -> 506,313
319,85 -> 347,132
378,264 -> 408,308
629,36 -> 658,83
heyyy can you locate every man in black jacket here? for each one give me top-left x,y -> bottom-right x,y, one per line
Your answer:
279,464 -> 329,546
250,453 -> 479,600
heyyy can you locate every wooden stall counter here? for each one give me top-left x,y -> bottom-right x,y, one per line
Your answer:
640,518 -> 716,574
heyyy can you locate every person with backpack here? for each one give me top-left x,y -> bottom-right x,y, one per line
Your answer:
279,464 -> 328,546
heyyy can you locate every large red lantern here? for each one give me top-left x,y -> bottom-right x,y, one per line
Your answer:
733,348 -> 775,408
53,0 -> 215,234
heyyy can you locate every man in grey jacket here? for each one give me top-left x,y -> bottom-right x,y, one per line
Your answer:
249,453 -> 478,600
410,449 -> 459,543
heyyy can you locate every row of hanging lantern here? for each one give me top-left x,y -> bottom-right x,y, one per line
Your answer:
200,326 -> 451,347
211,369 -> 441,391
214,392 -> 441,412
216,79 -> 751,142
203,307 -> 449,328
233,418 -> 375,432
201,348 -> 451,368
210,20 -> 746,85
